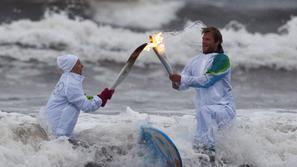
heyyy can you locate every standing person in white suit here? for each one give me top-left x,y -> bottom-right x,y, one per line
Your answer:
169,27 -> 236,164
39,54 -> 114,144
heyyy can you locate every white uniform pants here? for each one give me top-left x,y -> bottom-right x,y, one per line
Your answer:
194,105 -> 235,148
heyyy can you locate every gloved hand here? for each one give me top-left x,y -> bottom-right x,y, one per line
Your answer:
172,82 -> 180,90
98,88 -> 114,107
169,74 -> 181,83
169,74 -> 181,90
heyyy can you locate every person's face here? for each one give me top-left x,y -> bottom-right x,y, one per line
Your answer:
202,32 -> 219,54
72,59 -> 84,75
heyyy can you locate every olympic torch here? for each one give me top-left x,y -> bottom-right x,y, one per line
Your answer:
144,32 -> 173,76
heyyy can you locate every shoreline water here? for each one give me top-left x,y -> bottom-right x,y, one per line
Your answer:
1,57 -> 297,115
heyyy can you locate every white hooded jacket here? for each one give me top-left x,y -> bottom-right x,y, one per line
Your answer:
40,72 -> 102,138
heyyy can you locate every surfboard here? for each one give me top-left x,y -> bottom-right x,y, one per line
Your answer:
140,126 -> 182,167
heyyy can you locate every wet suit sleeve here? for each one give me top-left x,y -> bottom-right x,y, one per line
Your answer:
180,54 -> 230,89
66,81 -> 102,113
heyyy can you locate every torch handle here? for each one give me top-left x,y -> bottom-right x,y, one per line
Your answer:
110,43 -> 147,90
110,62 -> 132,90
152,48 -> 173,76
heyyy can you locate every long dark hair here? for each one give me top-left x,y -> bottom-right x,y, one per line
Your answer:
202,27 -> 224,53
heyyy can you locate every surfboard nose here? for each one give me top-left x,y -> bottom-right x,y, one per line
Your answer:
140,126 -> 183,167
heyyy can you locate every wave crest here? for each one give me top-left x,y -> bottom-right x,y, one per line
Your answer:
0,11 -> 297,70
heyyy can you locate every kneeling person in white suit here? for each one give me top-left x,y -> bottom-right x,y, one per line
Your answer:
169,27 -> 236,163
39,54 -> 114,144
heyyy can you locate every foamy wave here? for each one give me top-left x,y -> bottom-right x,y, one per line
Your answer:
90,0 -> 184,29
0,11 -> 150,64
185,0 -> 297,9
157,18 -> 297,71
0,108 -> 296,167
0,111 -> 92,167
216,109 -> 297,166
149,17 -> 297,71
0,11 -> 296,70
223,18 -> 297,70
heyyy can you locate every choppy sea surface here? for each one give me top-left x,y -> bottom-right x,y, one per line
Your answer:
0,0 -> 297,166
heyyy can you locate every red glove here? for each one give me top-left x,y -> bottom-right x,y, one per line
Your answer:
169,74 -> 181,83
98,88 -> 114,107
169,74 -> 181,90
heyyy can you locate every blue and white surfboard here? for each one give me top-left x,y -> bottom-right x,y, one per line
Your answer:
140,126 -> 182,167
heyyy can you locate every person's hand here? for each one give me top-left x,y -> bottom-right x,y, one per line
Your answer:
169,74 -> 181,90
97,88 -> 115,107
172,82 -> 179,90
169,74 -> 181,83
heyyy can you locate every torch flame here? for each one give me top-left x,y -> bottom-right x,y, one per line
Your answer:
144,32 -> 165,52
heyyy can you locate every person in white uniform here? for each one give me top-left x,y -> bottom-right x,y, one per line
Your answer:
39,54 -> 114,142
169,27 -> 236,163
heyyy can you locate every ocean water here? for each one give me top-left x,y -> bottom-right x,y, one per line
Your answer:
0,0 -> 297,166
